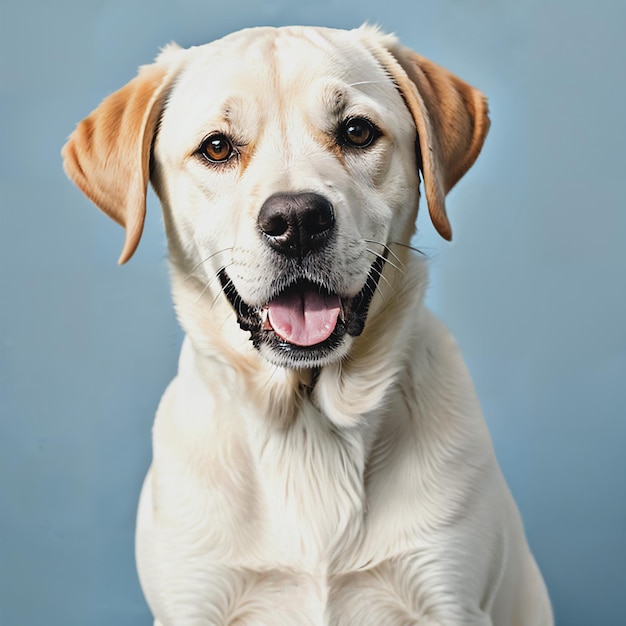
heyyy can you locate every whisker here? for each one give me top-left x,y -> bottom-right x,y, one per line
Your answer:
365,247 -> 404,276
360,277 -> 388,308
346,80 -> 388,87
195,278 -> 217,305
185,247 -> 234,282
370,266 -> 392,292
361,256 -> 392,295
208,286 -> 224,314
363,238 -> 406,269
387,241 -> 427,256
195,262 -> 235,304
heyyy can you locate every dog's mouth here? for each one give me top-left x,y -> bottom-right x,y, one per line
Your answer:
262,284 -> 343,347
218,250 -> 387,368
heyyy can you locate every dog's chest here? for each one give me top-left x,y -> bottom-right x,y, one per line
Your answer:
144,385 -> 388,621
150,369 -> 373,563
145,392 -> 442,624
248,402 -> 369,569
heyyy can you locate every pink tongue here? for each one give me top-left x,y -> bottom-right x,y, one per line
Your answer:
267,288 -> 341,347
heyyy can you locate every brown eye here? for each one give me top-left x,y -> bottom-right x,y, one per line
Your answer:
200,133 -> 235,163
340,117 -> 379,148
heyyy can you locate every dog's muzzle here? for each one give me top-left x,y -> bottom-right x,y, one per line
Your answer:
219,192 -> 387,368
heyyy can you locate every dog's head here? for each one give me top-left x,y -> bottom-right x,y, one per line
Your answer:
63,26 -> 489,370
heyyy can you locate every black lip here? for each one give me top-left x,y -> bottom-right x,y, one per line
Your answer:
218,249 -> 388,363
218,271 -> 259,333
344,250 -> 387,337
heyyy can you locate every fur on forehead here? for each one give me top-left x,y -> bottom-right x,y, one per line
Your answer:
153,25 -> 399,69
154,26 -> 410,151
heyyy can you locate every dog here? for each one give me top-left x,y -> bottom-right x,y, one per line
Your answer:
63,25 -> 552,626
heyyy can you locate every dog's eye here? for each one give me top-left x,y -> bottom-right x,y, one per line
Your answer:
199,134 -> 235,163
339,117 -> 379,148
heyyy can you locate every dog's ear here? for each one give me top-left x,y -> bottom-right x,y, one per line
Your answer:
371,39 -> 490,240
62,60 -> 177,264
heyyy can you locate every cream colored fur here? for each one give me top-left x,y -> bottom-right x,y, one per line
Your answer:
63,25 -> 552,625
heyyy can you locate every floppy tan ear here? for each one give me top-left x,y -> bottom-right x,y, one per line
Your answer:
371,41 -> 490,240
62,62 -> 175,264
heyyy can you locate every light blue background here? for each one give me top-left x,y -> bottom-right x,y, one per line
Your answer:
1,1 -> 625,624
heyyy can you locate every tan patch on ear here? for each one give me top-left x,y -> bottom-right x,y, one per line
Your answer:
367,42 -> 490,240
62,63 -> 177,263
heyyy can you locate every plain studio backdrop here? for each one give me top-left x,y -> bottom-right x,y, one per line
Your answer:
1,0 -> 624,624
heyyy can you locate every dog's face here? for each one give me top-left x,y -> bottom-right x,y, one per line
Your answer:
63,26 -> 489,370
154,28 -> 420,367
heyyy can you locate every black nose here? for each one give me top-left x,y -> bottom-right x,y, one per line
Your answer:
257,192 -> 335,257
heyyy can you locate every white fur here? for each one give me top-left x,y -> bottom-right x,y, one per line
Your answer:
127,26 -> 552,625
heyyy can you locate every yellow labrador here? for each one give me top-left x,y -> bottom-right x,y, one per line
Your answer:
63,25 -> 552,626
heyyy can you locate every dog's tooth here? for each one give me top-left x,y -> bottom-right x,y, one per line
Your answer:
339,300 -> 346,322
261,308 -> 273,330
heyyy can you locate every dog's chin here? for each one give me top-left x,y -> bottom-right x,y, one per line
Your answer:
256,324 -> 353,370
218,252 -> 387,370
